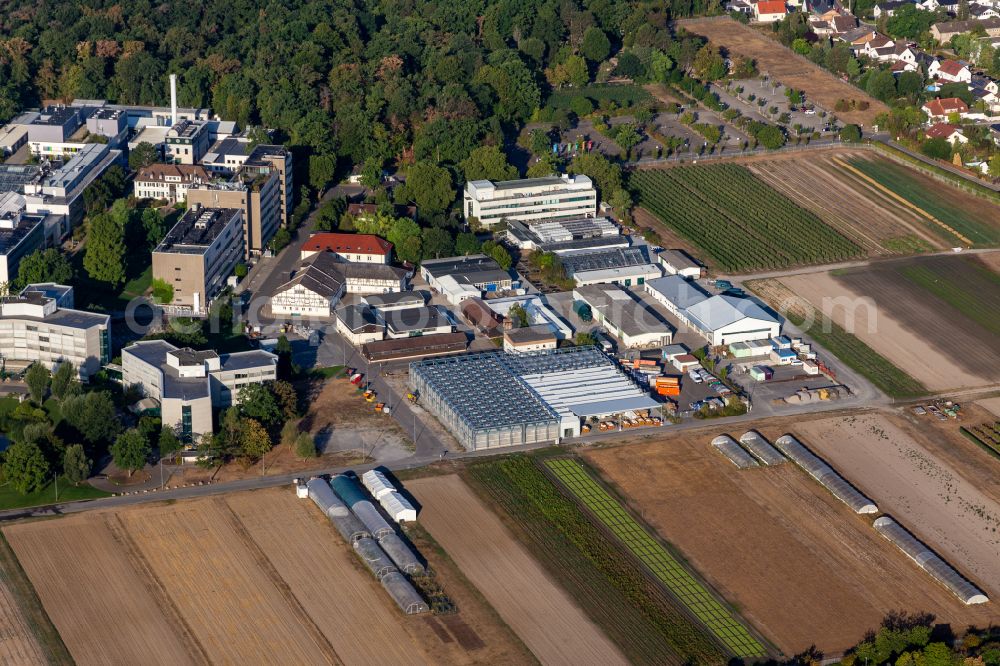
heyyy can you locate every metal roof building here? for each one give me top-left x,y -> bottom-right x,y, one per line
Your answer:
684,295 -> 781,346
573,284 -> 673,349
410,346 -> 660,450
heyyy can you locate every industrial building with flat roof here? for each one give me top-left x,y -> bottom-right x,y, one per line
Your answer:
122,339 -> 277,441
574,283 -> 674,349
505,217 -> 621,252
560,245 -> 662,287
463,174 -> 597,227
152,206 -> 244,315
201,138 -> 294,225
0,284 -> 110,379
186,170 -> 281,258
0,192 -> 56,285
420,254 -> 513,304
410,346 -> 660,450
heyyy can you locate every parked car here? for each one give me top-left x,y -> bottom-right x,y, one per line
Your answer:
688,368 -> 703,383
804,109 -> 816,115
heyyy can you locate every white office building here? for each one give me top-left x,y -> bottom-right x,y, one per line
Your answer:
464,174 -> 597,227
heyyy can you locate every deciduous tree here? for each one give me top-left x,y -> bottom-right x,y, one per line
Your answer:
112,429 -> 150,476
15,248 -> 72,289
84,212 -> 126,287
24,362 -> 51,404
2,441 -> 50,494
63,444 -> 91,485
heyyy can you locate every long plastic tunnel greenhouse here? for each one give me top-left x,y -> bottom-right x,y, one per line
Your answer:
711,435 -> 759,469
873,517 -> 988,605
353,537 -> 397,580
378,533 -> 425,575
331,474 -> 395,538
739,431 -> 787,466
381,572 -> 431,614
774,435 -> 878,514
306,478 -> 370,542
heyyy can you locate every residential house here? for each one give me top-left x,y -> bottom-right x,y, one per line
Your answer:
300,232 -> 393,263
842,27 -> 880,47
929,59 -> 972,83
754,0 -> 789,22
931,17 -> 1000,42
922,97 -> 970,120
874,0 -> 918,18
925,123 -> 968,144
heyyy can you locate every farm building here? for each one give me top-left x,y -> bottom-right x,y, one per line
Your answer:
573,283 -> 674,349
560,245 -> 662,287
410,346 -> 659,450
657,249 -> 703,278
504,325 -> 558,353
685,295 -> 781,346
421,254 -> 513,305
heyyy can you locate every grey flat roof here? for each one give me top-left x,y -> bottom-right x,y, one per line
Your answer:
646,275 -> 709,310
575,284 -> 674,338
382,305 -> 450,334
506,325 -> 557,344
659,249 -> 700,270
560,246 -> 650,275
363,291 -> 426,308
156,207 -> 241,254
335,304 -> 382,333
220,350 -> 277,371
124,340 -> 210,401
492,176 -> 566,190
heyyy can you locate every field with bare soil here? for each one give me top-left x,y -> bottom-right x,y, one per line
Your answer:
779,255 -> 1000,391
583,416 -> 1000,655
4,515 -> 198,666
748,153 -> 945,256
0,576 -> 45,665
409,474 -> 628,666
3,487 -> 528,666
680,18 -> 887,126
795,413 -> 1000,599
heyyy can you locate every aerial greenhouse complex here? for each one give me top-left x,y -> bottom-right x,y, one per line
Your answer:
631,165 -> 861,272
545,458 -> 766,658
873,517 -> 989,605
774,435 -> 879,514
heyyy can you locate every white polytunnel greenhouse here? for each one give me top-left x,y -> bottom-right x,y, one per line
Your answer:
380,491 -> 418,523
306,478 -> 370,542
362,469 -> 397,500
331,474 -> 395,539
710,435 -> 759,469
378,533 -> 425,575
774,435 -> 878,514
353,537 -> 397,580
381,572 -> 431,615
873,517 -> 988,605
738,430 -> 787,466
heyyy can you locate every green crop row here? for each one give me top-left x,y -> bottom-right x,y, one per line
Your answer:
545,458 -> 765,658
466,456 -> 727,665
846,158 -> 1000,247
631,165 -> 862,272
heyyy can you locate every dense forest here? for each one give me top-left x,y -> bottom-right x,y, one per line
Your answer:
0,0 -> 719,214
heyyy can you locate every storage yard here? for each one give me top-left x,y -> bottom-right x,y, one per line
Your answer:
582,415 -> 1000,655
679,18 -> 888,127
777,254 -> 1000,392
2,488 -> 531,665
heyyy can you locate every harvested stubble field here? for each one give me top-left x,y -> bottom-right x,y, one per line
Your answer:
583,415 -> 1000,656
680,17 -> 888,126
747,152 -> 947,257
795,412 -> 1000,602
409,473 -> 630,666
4,488 -> 528,666
0,534 -> 63,666
779,255 -> 1000,392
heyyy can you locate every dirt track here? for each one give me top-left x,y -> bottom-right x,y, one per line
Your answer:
409,474 -> 627,666
583,419 -> 999,655
681,18 -> 887,126
4,515 -> 197,666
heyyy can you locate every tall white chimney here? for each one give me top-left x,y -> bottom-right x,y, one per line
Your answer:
169,74 -> 178,126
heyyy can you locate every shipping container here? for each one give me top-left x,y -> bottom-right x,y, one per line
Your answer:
572,300 -> 593,322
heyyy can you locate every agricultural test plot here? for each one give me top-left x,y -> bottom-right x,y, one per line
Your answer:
843,155 -> 1000,247
3,515 -> 198,666
747,152 -> 946,256
780,255 -> 1000,392
408,474 -> 630,666
795,413 -> 1000,601
680,18 -> 888,127
631,164 -> 861,272
583,420 -> 1000,655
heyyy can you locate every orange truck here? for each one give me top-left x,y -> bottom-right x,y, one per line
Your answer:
655,376 -> 681,397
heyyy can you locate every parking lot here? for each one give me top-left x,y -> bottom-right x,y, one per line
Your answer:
714,78 -> 839,137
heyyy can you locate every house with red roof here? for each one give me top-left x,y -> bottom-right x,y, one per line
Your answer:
929,59 -> 972,84
921,97 -> 970,121
924,123 -> 967,144
301,232 -> 394,264
753,0 -> 788,22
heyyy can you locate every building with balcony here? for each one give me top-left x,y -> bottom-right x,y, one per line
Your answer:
463,174 -> 597,228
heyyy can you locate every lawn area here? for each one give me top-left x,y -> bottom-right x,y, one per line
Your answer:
119,265 -> 152,302
542,84 -> 652,114
465,455 -> 726,665
0,476 -> 110,511
847,158 -> 1000,247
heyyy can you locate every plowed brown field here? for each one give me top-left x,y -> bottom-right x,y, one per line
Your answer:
0,580 -> 45,665
4,515 -> 198,666
681,18 -> 887,126
583,418 -> 1000,656
409,474 -> 627,666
